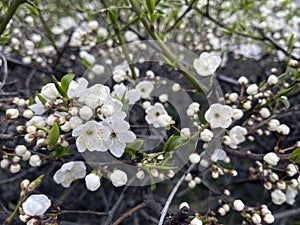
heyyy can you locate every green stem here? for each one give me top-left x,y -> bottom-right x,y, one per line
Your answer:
6,195 -> 27,224
100,0 -> 138,81
129,0 -> 207,93
0,0 -> 25,37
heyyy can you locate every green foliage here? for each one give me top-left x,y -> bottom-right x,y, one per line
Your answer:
47,122 -> 60,150
52,74 -> 75,98
36,92 -> 47,105
289,147 -> 300,162
50,146 -> 73,157
163,135 -> 189,153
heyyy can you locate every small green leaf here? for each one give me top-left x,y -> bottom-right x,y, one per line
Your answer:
108,6 -> 118,27
47,123 -> 60,150
28,174 -> 44,191
279,96 -> 290,108
50,146 -> 73,157
124,148 -> 136,160
28,96 -> 35,105
289,147 -> 300,162
163,135 -> 189,153
36,92 -> 47,105
275,85 -> 296,98
61,73 -> 75,94
52,75 -> 66,97
287,33 -> 294,53
146,0 -> 155,14
126,138 -> 144,150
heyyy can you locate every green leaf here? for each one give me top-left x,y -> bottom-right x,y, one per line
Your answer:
163,135 -> 189,153
287,33 -> 294,53
146,0 -> 155,14
28,96 -> 35,105
160,53 -> 175,68
52,75 -> 66,97
124,148 -> 136,160
289,147 -> 300,162
61,73 -> 75,94
279,96 -> 290,109
47,123 -> 60,150
50,146 -> 73,157
107,6 -> 118,27
36,92 -> 47,105
275,85 -> 296,98
126,138 -> 144,150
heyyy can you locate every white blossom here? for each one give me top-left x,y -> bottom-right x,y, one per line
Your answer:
204,103 -> 233,129
179,202 -> 190,209
200,129 -> 214,142
40,83 -> 60,101
277,124 -> 290,135
29,155 -> 42,167
252,213 -> 262,224
246,84 -> 258,95
286,185 -> 298,205
232,108 -> 243,120
157,114 -> 173,128
67,77 -> 89,100
103,113 -> 136,157
263,152 -> 280,166
193,52 -> 221,76
229,126 -> 248,149
23,110 -> 34,119
267,119 -> 280,131
287,164 -> 298,177
110,169 -> 128,187
180,128 -> 191,138
85,173 -> 101,191
79,105 -> 94,121
189,153 -> 201,164
22,194 -> 51,216
190,217 -> 203,225
53,161 -> 86,188
271,189 -> 286,205
263,214 -> 275,224
238,76 -> 249,85
233,199 -> 245,211
145,103 -> 168,128
259,107 -> 271,118
72,121 -> 111,152
136,81 -> 154,98
267,75 -> 278,86
10,164 -> 21,173
15,145 -> 27,156
211,149 -> 227,162
6,108 -> 19,119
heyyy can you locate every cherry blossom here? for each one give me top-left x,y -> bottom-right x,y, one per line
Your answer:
53,161 -> 86,188
22,194 -> 51,216
72,121 -> 111,152
145,103 -> 168,128
110,169 -> 128,187
193,52 -> 221,76
204,103 -> 233,129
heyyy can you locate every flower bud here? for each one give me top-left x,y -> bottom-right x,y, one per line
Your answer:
179,202 -> 189,209
277,124 -> 290,135
252,213 -> 262,224
263,214 -> 275,224
23,110 -> 34,119
233,199 -> 245,211
263,152 -> 280,166
190,218 -> 203,225
189,153 -> 201,164
267,75 -> 278,86
0,159 -> 9,168
172,83 -> 181,92
10,164 -> 21,173
29,155 -> 42,167
15,145 -> 27,156
6,108 -> 19,119
79,105 -> 93,120
246,84 -> 258,95
238,76 -> 248,85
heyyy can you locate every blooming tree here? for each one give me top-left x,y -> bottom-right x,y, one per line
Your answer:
0,0 -> 300,225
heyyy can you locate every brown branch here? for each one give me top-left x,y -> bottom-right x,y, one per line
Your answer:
112,202 -> 147,225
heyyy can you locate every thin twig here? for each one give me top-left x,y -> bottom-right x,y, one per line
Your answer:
60,210 -> 108,216
103,177 -> 135,225
158,164 -> 195,225
112,202 -> 147,225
